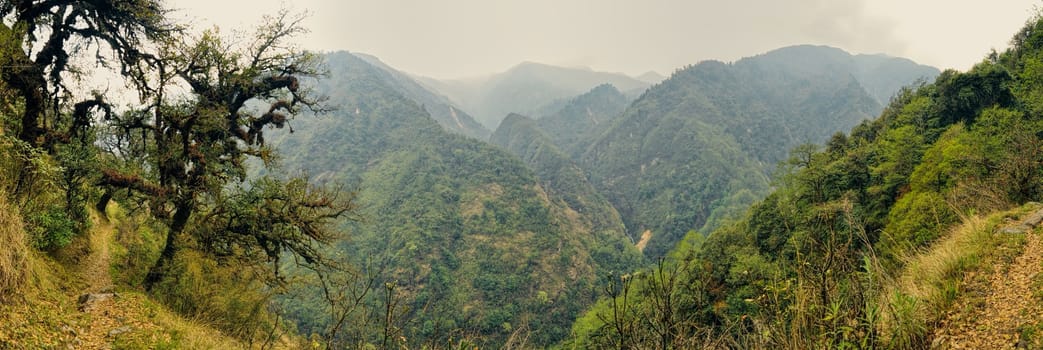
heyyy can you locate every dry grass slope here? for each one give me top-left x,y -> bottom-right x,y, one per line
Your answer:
0,192 -> 27,301
0,205 -> 254,349
881,204 -> 1033,347
932,205 -> 1043,349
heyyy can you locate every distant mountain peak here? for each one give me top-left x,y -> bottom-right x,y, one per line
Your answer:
423,62 -> 651,130
579,44 -> 938,259
321,51 -> 491,139
588,83 -> 621,94
734,44 -> 940,105
502,112 -> 532,123
767,44 -> 850,53
636,71 -> 666,84
510,61 -> 558,72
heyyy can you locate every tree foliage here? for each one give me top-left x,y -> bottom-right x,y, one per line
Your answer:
93,10 -> 350,289
0,0 -> 172,147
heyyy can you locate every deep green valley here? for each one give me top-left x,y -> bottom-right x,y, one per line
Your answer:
3,1 -> 1043,349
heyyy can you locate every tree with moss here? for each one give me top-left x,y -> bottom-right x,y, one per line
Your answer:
0,0 -> 172,148
96,10 -> 352,289
0,0 -> 175,249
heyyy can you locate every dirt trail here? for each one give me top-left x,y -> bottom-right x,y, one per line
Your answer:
82,211 -> 114,293
73,211 -> 127,349
0,209 -> 233,349
933,210 -> 1043,349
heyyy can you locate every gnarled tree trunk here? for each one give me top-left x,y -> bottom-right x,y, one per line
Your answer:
144,203 -> 193,290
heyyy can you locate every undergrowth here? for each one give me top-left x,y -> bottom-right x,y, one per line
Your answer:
881,204 -> 1035,346
0,202 -> 254,349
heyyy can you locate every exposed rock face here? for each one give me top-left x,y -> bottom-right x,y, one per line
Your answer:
1000,205 -> 1043,234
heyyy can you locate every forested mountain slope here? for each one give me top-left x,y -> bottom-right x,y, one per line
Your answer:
567,16 -> 1043,349
270,53 -> 643,347
850,51 -> 943,105
329,52 -> 490,139
579,45 -> 935,259
491,113 -> 636,257
0,1 -> 951,346
748,45 -> 940,106
530,83 -> 632,158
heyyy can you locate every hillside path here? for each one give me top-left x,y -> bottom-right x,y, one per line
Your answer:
73,211 -> 127,349
932,209 -> 1043,349
82,211 -> 114,293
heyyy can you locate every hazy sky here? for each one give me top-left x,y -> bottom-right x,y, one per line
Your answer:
166,0 -> 1039,79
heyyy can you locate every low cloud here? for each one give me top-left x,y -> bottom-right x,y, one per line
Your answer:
168,0 -> 1030,78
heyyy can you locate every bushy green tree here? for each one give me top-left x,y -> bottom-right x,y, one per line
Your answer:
96,10 -> 351,289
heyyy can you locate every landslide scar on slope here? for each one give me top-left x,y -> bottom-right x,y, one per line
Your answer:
635,230 -> 653,252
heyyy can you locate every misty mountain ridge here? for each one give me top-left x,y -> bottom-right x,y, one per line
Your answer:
328,51 -> 492,139
572,44 -> 938,259
331,44 -> 938,264
636,70 -> 667,84
530,83 -> 632,158
13,0 -> 1043,348
276,44 -> 937,346
737,45 -> 940,105
418,61 -> 652,129
411,45 -> 936,132
270,52 -> 643,347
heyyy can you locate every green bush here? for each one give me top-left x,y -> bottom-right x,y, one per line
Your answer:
882,192 -> 956,258
27,207 -> 77,250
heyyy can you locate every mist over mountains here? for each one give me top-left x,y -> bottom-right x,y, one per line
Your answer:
416,62 -> 653,129
12,2 -> 1043,349
269,51 -> 644,346
267,45 -> 938,346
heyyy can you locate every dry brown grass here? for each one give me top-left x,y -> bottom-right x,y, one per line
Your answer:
0,204 -> 262,349
879,204 -> 1033,346
0,191 -> 28,301
893,214 -> 991,305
